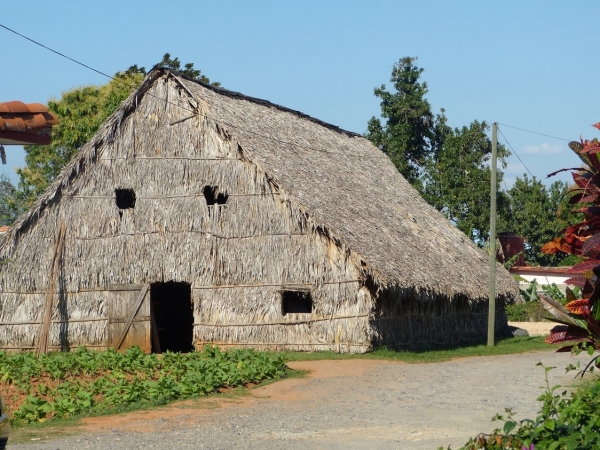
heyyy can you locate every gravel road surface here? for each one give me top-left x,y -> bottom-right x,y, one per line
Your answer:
9,350 -> 588,450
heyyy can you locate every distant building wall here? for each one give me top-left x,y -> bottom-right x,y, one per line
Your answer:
509,266 -> 581,293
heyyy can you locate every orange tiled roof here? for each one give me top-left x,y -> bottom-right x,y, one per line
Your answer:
0,101 -> 59,146
0,226 -> 9,234
510,266 -> 582,275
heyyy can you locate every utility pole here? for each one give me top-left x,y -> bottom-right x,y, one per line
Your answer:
488,122 -> 498,346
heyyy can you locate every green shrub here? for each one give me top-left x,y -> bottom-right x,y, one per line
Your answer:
505,301 -> 547,322
508,279 -> 579,322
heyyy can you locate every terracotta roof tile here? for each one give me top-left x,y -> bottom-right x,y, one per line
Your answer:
0,101 -> 59,146
510,266 -> 583,275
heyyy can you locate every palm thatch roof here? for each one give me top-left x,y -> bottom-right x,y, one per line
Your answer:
0,68 -> 518,302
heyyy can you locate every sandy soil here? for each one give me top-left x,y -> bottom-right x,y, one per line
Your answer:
508,321 -> 555,336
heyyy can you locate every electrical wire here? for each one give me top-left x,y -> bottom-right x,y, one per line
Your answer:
497,125 -> 535,178
0,22 -> 386,160
497,122 -> 571,142
0,23 -> 115,81
0,23 -> 197,116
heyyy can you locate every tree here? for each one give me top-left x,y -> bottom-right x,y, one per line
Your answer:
366,57 -> 580,257
365,57 -> 437,187
503,174 -> 577,266
0,174 -> 24,226
421,120 -> 511,244
15,55 -> 218,208
367,57 -> 514,244
154,53 -> 220,86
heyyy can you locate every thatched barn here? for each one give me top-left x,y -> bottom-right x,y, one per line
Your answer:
0,68 -> 518,353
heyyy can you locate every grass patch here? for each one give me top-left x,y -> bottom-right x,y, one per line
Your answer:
278,336 -> 553,363
8,416 -> 81,444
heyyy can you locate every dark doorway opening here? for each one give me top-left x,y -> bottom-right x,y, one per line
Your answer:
150,281 -> 194,353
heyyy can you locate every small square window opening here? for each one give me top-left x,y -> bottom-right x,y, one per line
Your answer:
281,291 -> 312,315
115,188 -> 136,209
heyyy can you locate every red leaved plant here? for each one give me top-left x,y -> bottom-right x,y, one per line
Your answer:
541,127 -> 600,374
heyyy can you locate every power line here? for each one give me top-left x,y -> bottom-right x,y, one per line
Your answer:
0,23 -> 117,82
0,22 -> 386,160
497,122 -> 571,142
497,125 -> 535,178
0,23 -> 196,116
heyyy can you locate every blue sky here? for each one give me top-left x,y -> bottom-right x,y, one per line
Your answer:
2,1 -> 598,189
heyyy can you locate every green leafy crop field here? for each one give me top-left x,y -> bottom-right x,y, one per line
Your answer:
0,346 -> 287,424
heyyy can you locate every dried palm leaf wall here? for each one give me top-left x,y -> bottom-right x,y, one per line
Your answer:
371,286 -> 510,349
0,75 -> 374,352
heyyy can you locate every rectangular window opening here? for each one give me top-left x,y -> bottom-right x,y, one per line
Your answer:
281,291 -> 313,315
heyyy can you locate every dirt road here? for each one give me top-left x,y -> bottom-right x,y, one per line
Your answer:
9,350 -> 588,450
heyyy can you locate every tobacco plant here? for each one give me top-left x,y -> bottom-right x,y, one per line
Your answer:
0,345 -> 287,424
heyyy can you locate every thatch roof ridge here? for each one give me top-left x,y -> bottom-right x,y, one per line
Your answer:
153,66 -> 361,138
